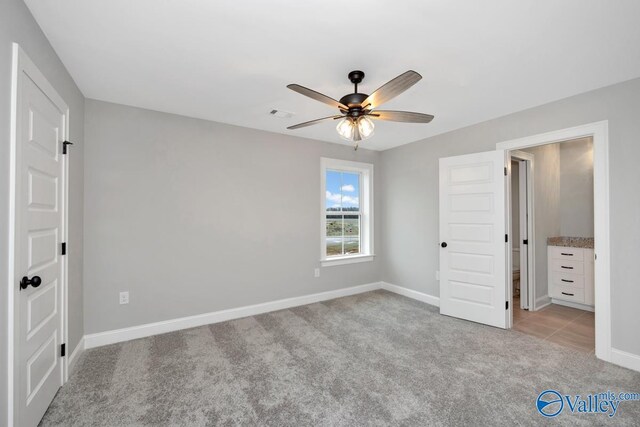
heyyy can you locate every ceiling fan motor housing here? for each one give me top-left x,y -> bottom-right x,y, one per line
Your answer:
341,70 -> 369,116
339,93 -> 368,116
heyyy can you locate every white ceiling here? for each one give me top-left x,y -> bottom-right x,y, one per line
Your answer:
25,0 -> 640,151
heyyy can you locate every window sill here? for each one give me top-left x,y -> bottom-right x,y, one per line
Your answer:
321,254 -> 375,267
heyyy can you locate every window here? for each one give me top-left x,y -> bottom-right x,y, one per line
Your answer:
321,158 -> 374,266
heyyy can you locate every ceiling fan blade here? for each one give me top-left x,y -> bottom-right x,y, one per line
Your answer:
287,115 -> 343,130
360,71 -> 422,109
368,110 -> 434,123
287,84 -> 348,110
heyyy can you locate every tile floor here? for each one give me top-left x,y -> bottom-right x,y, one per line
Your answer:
512,297 -> 595,353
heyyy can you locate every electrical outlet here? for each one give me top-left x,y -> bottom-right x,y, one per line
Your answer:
435,271 -> 440,280
314,268 -> 320,278
119,291 -> 129,305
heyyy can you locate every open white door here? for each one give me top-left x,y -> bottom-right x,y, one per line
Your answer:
439,150 -> 507,328
11,44 -> 68,427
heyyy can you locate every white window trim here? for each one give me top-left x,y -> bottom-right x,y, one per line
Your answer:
320,157 -> 374,267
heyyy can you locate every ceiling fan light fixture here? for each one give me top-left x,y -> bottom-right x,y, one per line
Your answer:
357,116 -> 375,139
336,118 -> 355,141
336,117 -> 374,142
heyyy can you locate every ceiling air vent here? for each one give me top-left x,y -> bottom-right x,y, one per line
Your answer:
270,109 -> 294,119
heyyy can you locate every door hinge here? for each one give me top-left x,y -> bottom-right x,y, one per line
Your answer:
63,140 -> 73,154
523,239 -> 528,245
61,343 -> 66,357
506,301 -> 509,310
504,167 -> 507,176
61,242 -> 67,255
505,234 -> 508,243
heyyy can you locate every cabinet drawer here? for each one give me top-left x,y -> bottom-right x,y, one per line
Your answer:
550,259 -> 584,275
551,285 -> 585,303
549,246 -> 584,261
550,273 -> 585,289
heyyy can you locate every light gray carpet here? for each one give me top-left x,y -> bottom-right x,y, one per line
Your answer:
41,290 -> 640,426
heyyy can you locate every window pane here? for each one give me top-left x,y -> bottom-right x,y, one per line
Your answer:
340,172 -> 360,211
325,170 -> 343,211
326,215 -> 343,256
326,214 -> 360,256
344,214 -> 360,254
325,170 -> 360,212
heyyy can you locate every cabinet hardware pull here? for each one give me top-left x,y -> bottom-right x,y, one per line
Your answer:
561,266 -> 573,269
561,279 -> 574,283
561,292 -> 574,296
561,253 -> 573,256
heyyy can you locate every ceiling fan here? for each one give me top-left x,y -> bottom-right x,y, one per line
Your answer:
286,70 -> 434,149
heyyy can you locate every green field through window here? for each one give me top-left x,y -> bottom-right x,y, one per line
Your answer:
326,214 -> 360,256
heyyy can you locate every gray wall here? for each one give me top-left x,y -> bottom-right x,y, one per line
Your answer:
559,137 -> 594,237
381,77 -> 640,356
522,144 -> 561,303
83,100 -> 382,334
0,0 -> 84,422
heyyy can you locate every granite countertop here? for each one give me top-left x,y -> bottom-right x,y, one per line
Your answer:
547,236 -> 594,249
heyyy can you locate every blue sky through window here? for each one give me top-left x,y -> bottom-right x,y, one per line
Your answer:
326,170 -> 360,210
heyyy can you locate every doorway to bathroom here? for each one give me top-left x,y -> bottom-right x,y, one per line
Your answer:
508,137 -> 596,353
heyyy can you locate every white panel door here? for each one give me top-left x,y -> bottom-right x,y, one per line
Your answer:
13,47 -> 67,427
439,150 -> 507,328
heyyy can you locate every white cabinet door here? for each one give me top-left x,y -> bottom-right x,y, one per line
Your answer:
439,150 -> 507,328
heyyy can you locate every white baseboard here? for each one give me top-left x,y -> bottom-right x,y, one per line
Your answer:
611,348 -> 640,373
74,281 -> 639,374
551,298 -> 595,312
84,282 -> 382,349
535,295 -> 551,311
67,337 -> 85,375
381,282 -> 440,307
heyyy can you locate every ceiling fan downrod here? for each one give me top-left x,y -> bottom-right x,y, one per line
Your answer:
349,70 -> 364,93
339,71 -> 369,117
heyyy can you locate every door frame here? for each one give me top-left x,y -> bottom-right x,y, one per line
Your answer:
509,151 -> 535,312
7,43 -> 70,427
496,121 -> 611,362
